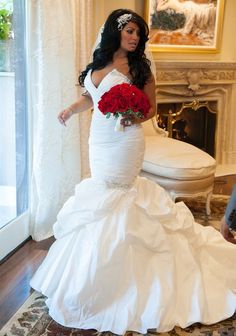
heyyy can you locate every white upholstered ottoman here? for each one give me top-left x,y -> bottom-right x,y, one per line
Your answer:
141,136 -> 216,215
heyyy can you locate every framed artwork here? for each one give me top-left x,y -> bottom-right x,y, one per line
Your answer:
145,0 -> 225,53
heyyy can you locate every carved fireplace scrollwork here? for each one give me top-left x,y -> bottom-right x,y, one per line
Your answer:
156,99 -> 217,157
158,99 -> 217,138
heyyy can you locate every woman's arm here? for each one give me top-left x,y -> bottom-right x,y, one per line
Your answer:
58,94 -> 93,126
220,184 -> 236,244
141,73 -> 156,121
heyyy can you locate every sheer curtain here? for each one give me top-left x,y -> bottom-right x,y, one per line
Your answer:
75,0 -> 94,178
29,0 -> 94,240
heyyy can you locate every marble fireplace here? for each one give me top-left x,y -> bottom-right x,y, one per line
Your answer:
154,61 -> 236,164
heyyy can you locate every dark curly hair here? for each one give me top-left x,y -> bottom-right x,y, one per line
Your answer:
78,9 -> 152,89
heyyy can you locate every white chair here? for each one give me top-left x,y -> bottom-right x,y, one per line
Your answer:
141,119 -> 216,215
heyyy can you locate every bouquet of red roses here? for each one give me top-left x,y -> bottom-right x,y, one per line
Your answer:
98,83 -> 150,131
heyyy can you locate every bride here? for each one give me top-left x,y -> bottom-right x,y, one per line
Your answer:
30,8 -> 236,335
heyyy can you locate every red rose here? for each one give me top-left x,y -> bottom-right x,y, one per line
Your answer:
116,96 -> 129,112
98,92 -> 119,114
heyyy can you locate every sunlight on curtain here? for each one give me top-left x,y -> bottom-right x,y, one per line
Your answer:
29,0 -> 87,240
74,0 -> 94,178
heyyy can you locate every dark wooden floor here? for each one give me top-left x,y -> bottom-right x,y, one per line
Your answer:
0,236 -> 54,329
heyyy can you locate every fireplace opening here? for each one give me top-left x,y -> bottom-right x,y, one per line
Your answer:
157,100 -> 217,157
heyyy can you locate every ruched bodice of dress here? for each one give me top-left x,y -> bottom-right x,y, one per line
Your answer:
85,69 -> 145,187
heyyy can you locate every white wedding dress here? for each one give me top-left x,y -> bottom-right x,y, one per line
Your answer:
30,69 -> 236,335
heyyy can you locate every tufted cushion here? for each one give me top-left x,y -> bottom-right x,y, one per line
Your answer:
142,136 -> 216,180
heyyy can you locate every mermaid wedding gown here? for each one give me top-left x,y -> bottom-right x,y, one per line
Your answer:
30,69 -> 236,334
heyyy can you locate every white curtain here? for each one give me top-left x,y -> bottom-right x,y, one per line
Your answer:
75,0 -> 93,178
29,0 -> 93,241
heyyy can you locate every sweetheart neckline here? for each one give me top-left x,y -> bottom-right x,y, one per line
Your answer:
89,69 -> 130,89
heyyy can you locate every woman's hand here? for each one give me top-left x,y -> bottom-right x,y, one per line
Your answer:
58,107 -> 74,126
120,116 -> 135,127
220,216 -> 236,244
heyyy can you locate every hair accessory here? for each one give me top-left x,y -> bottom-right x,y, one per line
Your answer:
116,13 -> 132,31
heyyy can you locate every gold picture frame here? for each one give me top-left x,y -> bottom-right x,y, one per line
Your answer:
145,0 -> 225,53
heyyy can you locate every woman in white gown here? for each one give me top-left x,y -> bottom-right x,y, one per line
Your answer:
30,8 -> 236,335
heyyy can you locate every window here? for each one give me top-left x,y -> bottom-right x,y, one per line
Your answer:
0,0 -> 29,260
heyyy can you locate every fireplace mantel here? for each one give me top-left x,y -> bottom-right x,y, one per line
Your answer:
154,62 -> 236,164
154,61 -> 236,86
155,61 -> 236,70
